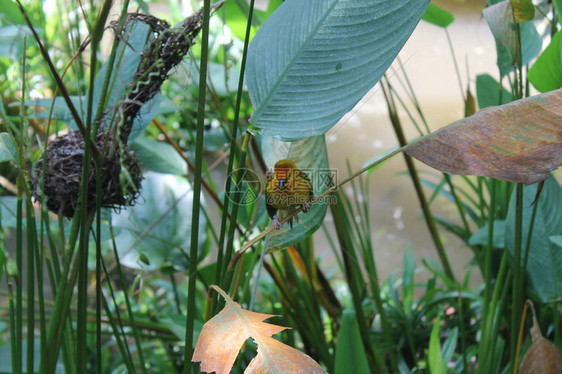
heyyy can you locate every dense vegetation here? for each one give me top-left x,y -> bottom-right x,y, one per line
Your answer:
0,0 -> 561,373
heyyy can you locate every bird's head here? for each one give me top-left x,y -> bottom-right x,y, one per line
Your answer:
273,159 -> 297,190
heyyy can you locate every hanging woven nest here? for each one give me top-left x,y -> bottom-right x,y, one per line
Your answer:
31,7 -> 219,217
32,130 -> 142,217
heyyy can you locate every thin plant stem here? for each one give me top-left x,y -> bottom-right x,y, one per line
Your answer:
108,225 -> 145,372
510,184 -> 524,368
445,28 -> 466,102
249,236 -> 269,311
215,0 -> 256,305
183,1 -> 211,372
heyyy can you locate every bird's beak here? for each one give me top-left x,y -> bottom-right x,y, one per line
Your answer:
278,179 -> 286,190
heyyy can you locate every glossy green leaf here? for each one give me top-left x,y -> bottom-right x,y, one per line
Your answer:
505,175 -> 562,302
422,3 -> 454,28
109,172 -> 206,270
0,132 -> 17,165
405,89 -> 562,185
428,315 -> 446,374
261,135 -> 332,249
130,137 -> 187,175
247,0 -> 429,141
528,31 -> 562,93
334,310 -> 370,374
476,74 -> 513,109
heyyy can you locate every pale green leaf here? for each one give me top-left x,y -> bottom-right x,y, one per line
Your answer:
247,0 -> 429,141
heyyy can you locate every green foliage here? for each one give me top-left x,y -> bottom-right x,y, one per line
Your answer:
0,133 -> 17,165
246,0 -> 429,140
422,3 -> 454,28
0,0 -> 560,373
528,31 -> 562,92
334,310 -> 370,374
505,176 -> 562,302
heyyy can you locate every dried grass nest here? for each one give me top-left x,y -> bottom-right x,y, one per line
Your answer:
31,130 -> 142,218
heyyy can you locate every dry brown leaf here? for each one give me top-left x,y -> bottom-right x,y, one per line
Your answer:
404,89 -> 562,185
519,302 -> 562,374
192,285 -> 327,374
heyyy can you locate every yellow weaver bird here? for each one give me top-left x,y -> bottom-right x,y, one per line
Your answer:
265,159 -> 314,229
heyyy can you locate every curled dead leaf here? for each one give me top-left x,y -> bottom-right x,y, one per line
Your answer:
404,89 -> 562,185
192,285 -> 327,374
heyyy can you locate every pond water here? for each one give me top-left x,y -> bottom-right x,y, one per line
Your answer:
319,0 -> 498,286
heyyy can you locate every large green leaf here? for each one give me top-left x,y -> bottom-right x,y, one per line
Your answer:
261,135 -> 332,249
505,175 -> 562,302
334,310 -> 370,374
246,0 -> 429,141
528,31 -> 562,93
108,171 -> 206,270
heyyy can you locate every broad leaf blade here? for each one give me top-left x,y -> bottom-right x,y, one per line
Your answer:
334,310 -> 370,374
528,31 -> 562,93
261,135 -> 332,249
247,0 -> 429,141
476,74 -> 513,109
404,90 -> 562,185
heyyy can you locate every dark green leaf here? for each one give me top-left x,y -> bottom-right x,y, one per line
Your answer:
505,175 -> 562,302
476,74 -> 513,108
334,310 -> 370,374
469,220 -> 506,248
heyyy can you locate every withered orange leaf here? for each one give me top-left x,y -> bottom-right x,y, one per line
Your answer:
404,89 -> 562,185
519,301 -> 562,373
192,285 -> 327,374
